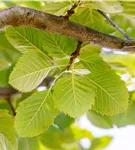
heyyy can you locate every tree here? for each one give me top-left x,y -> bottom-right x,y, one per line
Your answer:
0,1 -> 135,149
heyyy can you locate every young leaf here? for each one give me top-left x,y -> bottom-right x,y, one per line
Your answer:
87,70 -> 129,115
0,109 -> 17,149
43,31 -> 77,58
53,73 -> 95,118
15,91 -> 58,137
6,27 -> 46,53
9,51 -> 63,92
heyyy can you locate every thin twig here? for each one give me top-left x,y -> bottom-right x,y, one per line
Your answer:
6,97 -> 16,116
66,41 -> 82,70
64,0 -> 81,20
98,10 -> 132,40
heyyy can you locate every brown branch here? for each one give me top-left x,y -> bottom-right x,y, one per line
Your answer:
0,87 -> 17,98
0,6 -> 135,52
64,0 -> 81,20
66,41 -> 82,70
97,10 -> 132,40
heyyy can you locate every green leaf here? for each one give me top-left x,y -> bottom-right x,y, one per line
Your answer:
0,31 -> 21,64
87,110 -> 113,129
43,31 -> 77,58
87,70 -> 129,115
18,137 -> 40,150
0,69 -> 10,87
54,113 -> 74,129
0,99 -> 12,114
9,51 -> 62,92
0,58 -> 9,71
40,125 -> 93,149
81,1 -> 123,13
70,7 -> 115,34
0,109 -> 17,149
43,1 -> 75,16
53,73 -> 95,117
90,136 -> 112,150
0,133 -> 15,150
112,101 -> 135,127
79,51 -> 129,115
81,43 -> 101,54
87,99 -> 135,128
6,27 -> 46,53
15,91 -> 57,137
71,126 -> 94,140
39,128 -> 74,149
17,1 -> 42,10
79,52 -> 109,73
110,14 -> 135,39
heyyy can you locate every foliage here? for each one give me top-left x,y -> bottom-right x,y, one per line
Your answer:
1,0 -> 135,149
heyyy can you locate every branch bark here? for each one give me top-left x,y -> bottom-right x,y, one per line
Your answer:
0,6 -> 135,51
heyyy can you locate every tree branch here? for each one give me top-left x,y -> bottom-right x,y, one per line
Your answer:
97,10 -> 132,40
0,6 -> 135,52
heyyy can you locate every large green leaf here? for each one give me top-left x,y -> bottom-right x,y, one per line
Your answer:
53,73 -> 95,118
79,52 -> 109,73
79,51 -> 129,115
43,31 -> 77,58
9,51 -> 63,92
87,71 -> 129,115
15,91 -> 57,137
80,43 -> 101,54
6,27 -> 46,53
81,1 -> 123,13
0,133 -> 15,150
70,7 -> 115,34
0,110 -> 17,149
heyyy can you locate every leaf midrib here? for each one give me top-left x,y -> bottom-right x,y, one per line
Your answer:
11,65 -> 65,82
24,72 -> 64,132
